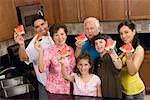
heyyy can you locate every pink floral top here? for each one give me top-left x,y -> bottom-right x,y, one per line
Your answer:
43,44 -> 76,94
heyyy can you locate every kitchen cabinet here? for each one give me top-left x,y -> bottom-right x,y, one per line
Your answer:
40,0 -> 55,25
102,0 -> 150,21
15,0 -> 40,7
128,0 -> 150,20
140,50 -> 150,92
102,0 -> 127,21
0,0 -> 18,41
58,0 -> 102,23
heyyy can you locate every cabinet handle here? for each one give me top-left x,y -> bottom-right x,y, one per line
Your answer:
125,10 -> 128,17
129,10 -> 131,16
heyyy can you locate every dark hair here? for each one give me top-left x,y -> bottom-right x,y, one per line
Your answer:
74,53 -> 94,75
93,34 -> 108,47
49,23 -> 68,38
32,14 -> 46,26
117,20 -> 140,49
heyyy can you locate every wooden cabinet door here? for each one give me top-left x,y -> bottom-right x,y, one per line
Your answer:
15,0 -> 29,6
0,0 -> 18,41
79,0 -> 102,22
58,0 -> 102,23
15,0 -> 40,7
59,0 -> 80,23
41,0 -> 55,25
128,0 -> 150,20
29,0 -> 40,5
140,51 -> 150,92
102,0 -> 127,21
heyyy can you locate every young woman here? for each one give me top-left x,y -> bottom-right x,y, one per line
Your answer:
60,53 -> 102,97
94,34 -> 122,98
35,23 -> 76,94
117,20 -> 145,100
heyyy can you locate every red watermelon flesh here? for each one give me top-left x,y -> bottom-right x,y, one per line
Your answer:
75,32 -> 87,42
59,46 -> 70,57
105,39 -> 116,51
15,25 -> 25,35
37,33 -> 42,41
119,43 -> 134,52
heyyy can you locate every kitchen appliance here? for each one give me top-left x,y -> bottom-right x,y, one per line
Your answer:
0,76 -> 35,98
16,4 -> 42,31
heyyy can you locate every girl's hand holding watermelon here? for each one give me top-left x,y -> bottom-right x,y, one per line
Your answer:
125,52 -> 133,62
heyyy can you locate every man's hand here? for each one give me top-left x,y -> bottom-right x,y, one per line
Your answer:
14,31 -> 25,46
34,40 -> 43,52
75,41 -> 85,49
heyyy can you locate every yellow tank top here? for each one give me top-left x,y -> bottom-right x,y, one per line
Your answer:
120,54 -> 145,95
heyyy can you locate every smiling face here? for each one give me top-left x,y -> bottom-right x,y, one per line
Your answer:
119,25 -> 135,44
95,39 -> 106,53
77,59 -> 91,75
53,28 -> 67,46
34,19 -> 48,35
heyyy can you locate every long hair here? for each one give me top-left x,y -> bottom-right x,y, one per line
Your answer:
117,20 -> 140,49
74,53 -> 94,75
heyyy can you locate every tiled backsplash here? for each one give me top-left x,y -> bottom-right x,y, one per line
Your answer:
1,20 -> 150,56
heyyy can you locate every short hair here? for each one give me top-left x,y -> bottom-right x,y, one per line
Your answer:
84,17 -> 100,29
93,34 -> 108,46
49,23 -> 68,38
32,14 -> 46,26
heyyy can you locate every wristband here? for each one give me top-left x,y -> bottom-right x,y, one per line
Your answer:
112,57 -> 119,62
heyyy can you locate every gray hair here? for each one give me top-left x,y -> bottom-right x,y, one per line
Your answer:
84,17 -> 100,29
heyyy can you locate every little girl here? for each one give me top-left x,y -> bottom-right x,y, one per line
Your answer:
59,53 -> 102,97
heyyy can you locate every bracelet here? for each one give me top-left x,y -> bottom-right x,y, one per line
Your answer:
112,57 -> 119,62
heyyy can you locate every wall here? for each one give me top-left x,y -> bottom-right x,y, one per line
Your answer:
1,20 -> 150,56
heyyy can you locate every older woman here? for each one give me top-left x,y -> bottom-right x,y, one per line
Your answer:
35,23 -> 76,94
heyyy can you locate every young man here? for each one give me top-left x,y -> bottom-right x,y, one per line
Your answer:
14,14 -> 54,99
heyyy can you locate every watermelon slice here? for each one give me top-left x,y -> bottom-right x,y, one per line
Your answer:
119,43 -> 134,53
105,39 -> 116,51
14,25 -> 25,35
75,32 -> 87,42
59,46 -> 70,57
37,33 -> 42,41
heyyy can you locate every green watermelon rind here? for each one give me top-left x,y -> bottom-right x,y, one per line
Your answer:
75,32 -> 87,42
75,36 -> 87,42
60,47 -> 70,57
119,47 -> 134,53
119,45 -> 134,53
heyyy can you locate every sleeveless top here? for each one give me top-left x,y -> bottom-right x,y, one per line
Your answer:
119,53 -> 145,95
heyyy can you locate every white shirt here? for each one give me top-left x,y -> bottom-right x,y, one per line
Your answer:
72,73 -> 101,97
25,32 -> 54,86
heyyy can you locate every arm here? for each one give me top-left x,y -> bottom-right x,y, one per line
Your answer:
35,41 -> 44,73
126,45 -> 144,76
75,41 -> 82,58
18,43 -> 29,61
75,47 -> 82,58
14,31 -> 29,61
60,58 -> 74,82
96,84 -> 102,97
108,49 -> 122,70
